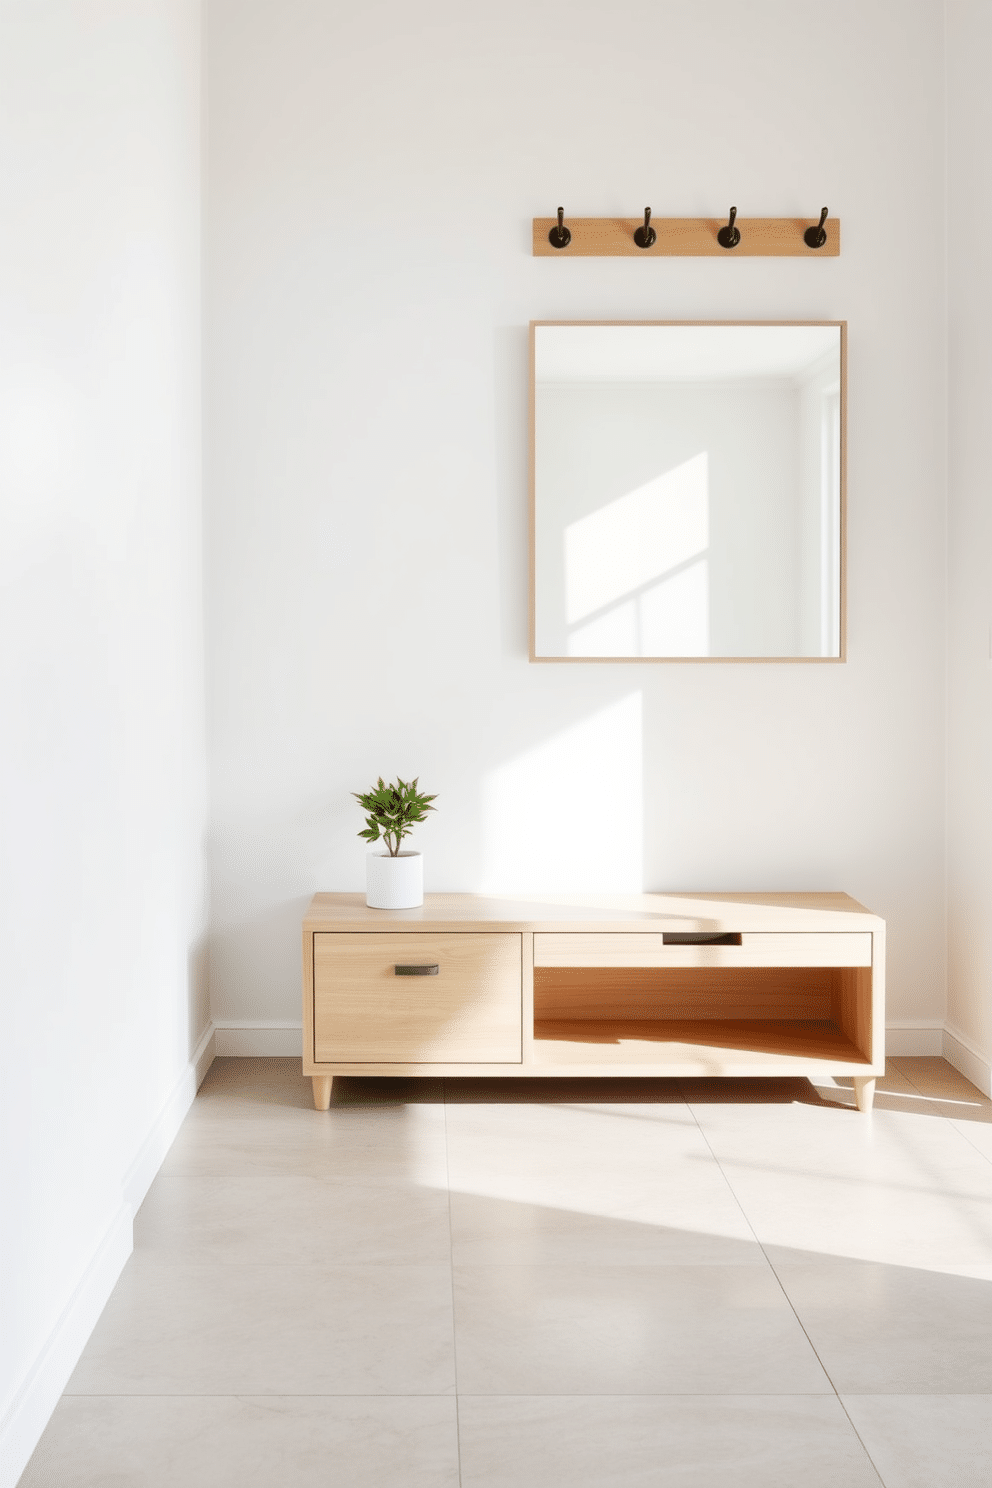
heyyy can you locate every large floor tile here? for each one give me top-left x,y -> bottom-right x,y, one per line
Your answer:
190,1057 -> 324,1114
457,1395 -> 882,1487
444,1100 -> 759,1253
452,1263 -> 830,1395
841,1394 -> 992,1488
892,1057 -> 991,1104
136,1174 -> 452,1265
686,1081 -> 978,1172
951,1116 -> 992,1165
66,1256 -> 456,1396
889,1058 -> 992,1167
773,1257 -> 992,1393
448,1190 -> 763,1267
815,1061 -> 951,1118
191,1061 -> 444,1119
20,1394 -> 460,1488
682,1073 -> 890,1109
884,1060 -> 992,1134
448,1187 -> 764,1267
166,1062 -> 449,1184
687,1097 -> 992,1272
162,1103 -> 450,1185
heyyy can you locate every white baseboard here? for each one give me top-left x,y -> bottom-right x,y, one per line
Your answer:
885,1019 -> 945,1056
123,1022 -> 216,1210
0,1025 -> 215,1488
0,1204 -> 133,1488
943,1021 -> 992,1097
213,1020 -> 302,1057
884,1019 -> 991,1091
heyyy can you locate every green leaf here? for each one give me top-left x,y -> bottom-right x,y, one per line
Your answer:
352,775 -> 439,845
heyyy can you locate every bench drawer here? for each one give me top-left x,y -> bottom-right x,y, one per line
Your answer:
313,932 -> 522,1063
533,932 -> 873,969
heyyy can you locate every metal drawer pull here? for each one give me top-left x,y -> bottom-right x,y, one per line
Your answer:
394,963 -> 439,976
662,932 -> 742,946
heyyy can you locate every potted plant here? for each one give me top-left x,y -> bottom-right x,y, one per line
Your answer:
354,776 -> 438,909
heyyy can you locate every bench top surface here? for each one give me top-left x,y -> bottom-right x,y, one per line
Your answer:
304,891 -> 883,934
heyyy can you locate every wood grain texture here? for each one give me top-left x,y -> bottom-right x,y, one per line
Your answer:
303,891 -> 883,933
869,924 -> 885,1071
832,964 -> 874,1061
313,932 -> 522,1063
533,216 -> 841,257
533,965 -> 835,1022
297,1053 -> 876,1078
534,932 -> 872,969
531,1019 -> 869,1067
521,926 -> 536,1063
302,921 -> 317,1073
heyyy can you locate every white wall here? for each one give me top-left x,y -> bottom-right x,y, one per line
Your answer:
206,0 -> 948,1042
0,4 -> 208,1482
946,0 -> 992,1092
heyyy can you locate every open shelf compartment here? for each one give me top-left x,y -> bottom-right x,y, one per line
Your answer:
532,963 -> 873,1070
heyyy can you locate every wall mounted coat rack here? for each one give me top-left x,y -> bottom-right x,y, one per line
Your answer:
533,207 -> 840,257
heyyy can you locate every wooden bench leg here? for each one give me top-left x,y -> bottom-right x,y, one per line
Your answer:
853,1076 -> 875,1113
312,1075 -> 332,1111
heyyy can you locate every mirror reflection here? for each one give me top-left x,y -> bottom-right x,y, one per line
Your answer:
531,322 -> 844,660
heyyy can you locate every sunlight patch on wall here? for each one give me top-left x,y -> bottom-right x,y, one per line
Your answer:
480,692 -> 643,892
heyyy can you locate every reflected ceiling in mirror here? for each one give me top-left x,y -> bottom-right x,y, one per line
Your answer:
531,322 -> 845,661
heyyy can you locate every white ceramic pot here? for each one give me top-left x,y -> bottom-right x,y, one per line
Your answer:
365,850 -> 424,910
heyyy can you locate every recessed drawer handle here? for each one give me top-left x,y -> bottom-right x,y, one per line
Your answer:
394,963 -> 440,976
662,932 -> 742,946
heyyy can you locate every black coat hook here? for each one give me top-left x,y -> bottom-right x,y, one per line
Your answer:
633,207 -> 656,249
804,207 -> 829,249
717,206 -> 740,249
549,207 -> 571,250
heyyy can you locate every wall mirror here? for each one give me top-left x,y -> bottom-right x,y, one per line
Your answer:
531,321 -> 845,661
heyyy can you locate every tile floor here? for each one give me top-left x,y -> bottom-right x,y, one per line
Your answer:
19,1057 -> 992,1487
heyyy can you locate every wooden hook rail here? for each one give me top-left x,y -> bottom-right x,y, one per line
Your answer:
532,215 -> 840,258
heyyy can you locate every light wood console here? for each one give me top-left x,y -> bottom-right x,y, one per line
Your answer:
303,892 -> 884,1113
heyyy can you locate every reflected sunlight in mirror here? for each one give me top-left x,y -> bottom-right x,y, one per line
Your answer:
564,454 -> 709,657
565,453 -> 709,623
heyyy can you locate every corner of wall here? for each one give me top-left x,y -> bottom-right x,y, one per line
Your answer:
943,1021 -> 992,1098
